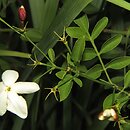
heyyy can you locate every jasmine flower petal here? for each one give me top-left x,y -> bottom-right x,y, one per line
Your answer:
7,91 -> 27,119
12,82 -> 40,94
2,70 -> 19,86
0,91 -> 7,115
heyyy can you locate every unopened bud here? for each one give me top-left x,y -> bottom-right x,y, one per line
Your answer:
18,5 -> 26,22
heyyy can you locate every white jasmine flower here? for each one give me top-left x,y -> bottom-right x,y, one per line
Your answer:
0,70 -> 40,119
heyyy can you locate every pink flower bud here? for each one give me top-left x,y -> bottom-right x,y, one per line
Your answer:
18,5 -> 26,22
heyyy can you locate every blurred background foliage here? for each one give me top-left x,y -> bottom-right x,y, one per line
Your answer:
0,0 -> 130,130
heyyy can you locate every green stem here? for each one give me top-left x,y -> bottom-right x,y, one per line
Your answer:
0,17 -> 21,35
0,17 -> 56,67
65,42 -> 72,54
24,34 -> 55,66
89,36 -> 113,85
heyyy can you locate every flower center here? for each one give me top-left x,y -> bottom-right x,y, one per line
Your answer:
5,86 -> 11,92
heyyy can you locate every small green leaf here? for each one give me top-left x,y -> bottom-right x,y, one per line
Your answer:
106,56 -> 130,70
66,27 -> 89,40
74,15 -> 89,32
103,94 -> 114,110
73,77 -> 83,87
102,47 -> 124,59
21,28 -> 42,42
85,64 -> 102,79
71,38 -> 85,63
56,71 -> 67,79
48,48 -> 55,62
58,74 -> 73,101
67,53 -> 75,67
100,34 -> 122,54
82,48 -> 96,61
124,70 -> 130,88
91,17 -> 108,40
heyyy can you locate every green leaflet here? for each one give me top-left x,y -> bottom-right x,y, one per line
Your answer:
82,48 -> 96,61
74,15 -> 89,32
100,34 -> 122,54
56,70 -> 67,79
106,56 -> 130,70
85,64 -> 102,79
103,94 -> 114,110
58,74 -> 73,101
66,27 -> 89,40
124,70 -> 130,88
48,48 -> 55,63
91,17 -> 108,40
73,77 -> 83,87
71,38 -> 86,63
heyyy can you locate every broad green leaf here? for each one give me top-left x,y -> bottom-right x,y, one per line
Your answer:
29,0 -> 58,33
74,15 -> 89,32
0,50 -> 31,58
21,29 -> 42,42
100,34 -> 122,54
66,27 -> 89,40
106,56 -> 130,70
91,17 -> 108,40
56,71 -> 67,79
124,70 -> 130,88
85,64 -> 102,79
103,94 -> 114,110
34,0 -> 92,60
48,48 -> 55,62
58,74 -> 73,101
71,38 -> 86,63
107,0 -> 130,11
82,48 -> 96,61
73,77 -> 83,87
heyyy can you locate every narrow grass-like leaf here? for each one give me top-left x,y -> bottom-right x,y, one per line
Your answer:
107,0 -> 130,11
82,48 -> 96,61
48,48 -> 55,62
91,17 -> 108,40
106,56 -> 130,70
124,70 -> 130,88
71,38 -> 85,63
100,34 -> 122,54
35,0 -> 92,59
0,50 -> 31,58
74,15 -> 89,32
29,0 -> 58,33
83,0 -> 103,14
